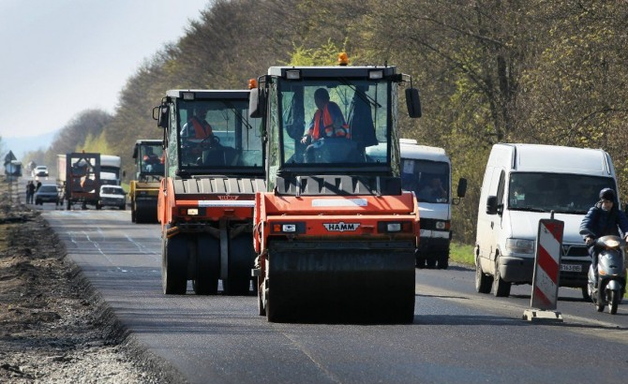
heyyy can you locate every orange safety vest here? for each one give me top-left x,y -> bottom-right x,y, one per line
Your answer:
311,103 -> 350,140
190,117 -> 213,139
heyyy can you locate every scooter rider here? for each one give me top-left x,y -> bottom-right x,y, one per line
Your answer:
579,188 -> 628,285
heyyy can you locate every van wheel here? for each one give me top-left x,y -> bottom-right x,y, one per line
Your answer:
475,260 -> 491,294
492,262 -> 511,297
437,252 -> 449,269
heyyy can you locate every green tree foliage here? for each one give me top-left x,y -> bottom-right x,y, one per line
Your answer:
39,0 -> 628,244
81,132 -> 112,154
45,109 -> 112,176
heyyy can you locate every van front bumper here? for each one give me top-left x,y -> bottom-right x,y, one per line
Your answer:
499,255 -> 589,287
499,256 -> 535,283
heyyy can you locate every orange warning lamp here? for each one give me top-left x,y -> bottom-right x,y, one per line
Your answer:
338,52 -> 349,66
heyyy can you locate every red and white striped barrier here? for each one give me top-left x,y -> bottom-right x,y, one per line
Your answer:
524,217 -> 564,321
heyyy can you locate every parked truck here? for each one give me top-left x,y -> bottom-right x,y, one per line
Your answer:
248,55 -> 422,323
154,89 -> 265,296
57,152 -> 101,210
399,139 -> 466,269
57,153 -> 122,210
130,139 -> 164,223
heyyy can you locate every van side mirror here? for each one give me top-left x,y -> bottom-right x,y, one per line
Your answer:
405,88 -> 422,118
153,105 -> 169,128
486,195 -> 499,215
457,178 -> 467,198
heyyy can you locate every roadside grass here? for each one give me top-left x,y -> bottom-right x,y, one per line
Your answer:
450,242 -> 474,266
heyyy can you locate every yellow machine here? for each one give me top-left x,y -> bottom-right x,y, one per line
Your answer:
130,139 -> 163,223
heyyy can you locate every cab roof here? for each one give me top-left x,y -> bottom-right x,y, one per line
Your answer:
165,89 -> 250,100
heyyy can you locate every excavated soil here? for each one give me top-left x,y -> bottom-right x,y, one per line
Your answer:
0,178 -> 180,383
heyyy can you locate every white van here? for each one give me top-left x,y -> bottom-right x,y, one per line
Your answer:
400,139 -> 466,269
475,143 -> 617,298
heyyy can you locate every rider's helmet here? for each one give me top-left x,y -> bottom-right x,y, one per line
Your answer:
599,188 -> 616,202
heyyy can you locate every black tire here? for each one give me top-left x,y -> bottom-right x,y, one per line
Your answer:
135,203 -> 144,223
120,204 -> 126,210
96,203 -> 102,210
265,287 -> 277,322
223,234 -> 255,296
581,286 -> 591,302
437,252 -> 449,269
426,257 -> 437,269
162,232 -> 188,294
475,260 -> 492,294
193,236 -> 220,295
257,276 -> 266,316
492,258 -> 511,297
131,206 -> 136,222
415,252 -> 426,269
609,289 -> 620,314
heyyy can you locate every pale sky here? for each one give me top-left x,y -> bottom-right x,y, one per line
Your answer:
0,0 -> 210,139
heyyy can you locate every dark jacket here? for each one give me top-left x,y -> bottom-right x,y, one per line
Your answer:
579,202 -> 628,240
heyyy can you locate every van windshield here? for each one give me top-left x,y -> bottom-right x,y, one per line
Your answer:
508,173 -> 616,214
401,160 -> 449,203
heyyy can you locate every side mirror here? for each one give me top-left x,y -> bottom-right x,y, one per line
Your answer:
153,105 -> 169,128
249,88 -> 265,118
457,177 -> 467,198
405,88 -> 422,118
486,195 -> 498,215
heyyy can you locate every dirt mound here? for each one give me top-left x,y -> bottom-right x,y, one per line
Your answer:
0,179 -> 173,383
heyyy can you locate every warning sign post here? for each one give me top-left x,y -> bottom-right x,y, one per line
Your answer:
523,214 -> 565,322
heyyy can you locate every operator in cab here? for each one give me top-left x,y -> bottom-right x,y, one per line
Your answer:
180,105 -> 217,164
300,88 -> 350,163
181,105 -> 213,139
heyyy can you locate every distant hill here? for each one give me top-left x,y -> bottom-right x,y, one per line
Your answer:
2,131 -> 59,161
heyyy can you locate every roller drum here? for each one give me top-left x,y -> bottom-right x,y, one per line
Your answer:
266,241 -> 416,323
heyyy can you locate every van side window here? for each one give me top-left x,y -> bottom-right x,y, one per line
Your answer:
496,170 -> 506,207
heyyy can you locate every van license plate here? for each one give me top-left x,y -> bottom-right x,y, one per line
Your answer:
560,264 -> 582,272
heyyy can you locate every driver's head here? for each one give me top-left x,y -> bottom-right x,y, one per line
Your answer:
314,88 -> 330,110
195,105 -> 209,119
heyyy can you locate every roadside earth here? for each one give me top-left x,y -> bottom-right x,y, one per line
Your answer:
0,177 -> 179,383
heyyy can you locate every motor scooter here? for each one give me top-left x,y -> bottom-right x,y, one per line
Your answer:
586,235 -> 627,314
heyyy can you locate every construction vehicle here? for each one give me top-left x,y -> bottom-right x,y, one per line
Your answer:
153,89 -> 265,296
130,139 -> 164,223
57,152 -> 101,210
249,56 -> 423,323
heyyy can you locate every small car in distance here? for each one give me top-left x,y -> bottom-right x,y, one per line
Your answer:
32,165 -> 49,178
97,185 -> 127,210
34,184 -> 60,205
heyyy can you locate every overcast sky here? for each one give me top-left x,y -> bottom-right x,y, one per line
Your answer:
0,0 -> 209,139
